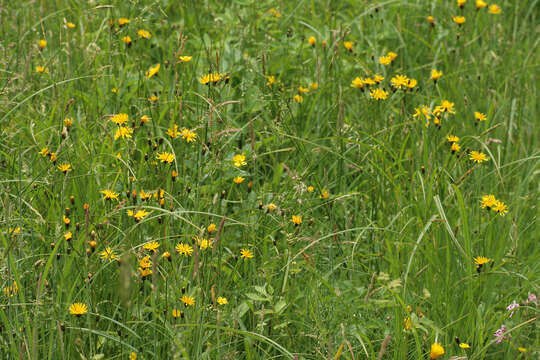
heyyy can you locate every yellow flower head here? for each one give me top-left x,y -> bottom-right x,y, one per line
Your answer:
145,63 -> 160,79
430,343 -> 445,359
181,295 -> 195,306
469,151 -> 488,163
38,39 -> 47,49
474,112 -> 487,121
291,215 -> 302,225
387,51 -> 397,61
35,66 -> 49,74
431,69 -> 443,81
233,176 -> 245,184
379,55 -> 392,65
179,55 -> 192,62
476,0 -> 487,9
350,77 -> 364,88
66,22 -> 76,29
446,135 -> 459,143
100,189 -> 119,201
266,75 -> 275,87
344,41 -> 354,52
207,223 -> 217,233
240,248 -> 254,259
457,0 -> 467,8
118,18 -> 130,26
489,4 -> 501,14
143,241 -> 160,253
391,75 -> 409,89
175,242 -> 193,256
459,343 -> 470,349
370,88 -> 388,100
233,154 -> 247,167
294,94 -> 303,103
137,29 -> 151,39
122,36 -> 132,45
58,164 -> 73,173
181,128 -> 197,143
298,86 -> 310,94
69,302 -> 88,316
480,194 -> 497,209
453,16 -> 466,25
308,36 -> 316,46
474,256 -> 491,265
111,113 -> 128,125
100,247 -> 117,261
217,296 -> 228,305
167,124 -> 180,139
157,152 -> 175,164
114,126 -> 133,140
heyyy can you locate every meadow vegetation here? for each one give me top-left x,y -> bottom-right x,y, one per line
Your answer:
0,0 -> 538,358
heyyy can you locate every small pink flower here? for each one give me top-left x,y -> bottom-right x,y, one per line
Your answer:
494,325 -> 509,344
506,301 -> 519,317
526,293 -> 537,306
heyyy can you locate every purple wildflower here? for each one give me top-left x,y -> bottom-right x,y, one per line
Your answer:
506,301 -> 519,317
494,325 -> 508,344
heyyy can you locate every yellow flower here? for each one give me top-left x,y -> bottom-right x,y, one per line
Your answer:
405,78 -> 417,88
64,117 -> 73,127
137,29 -> 151,39
431,69 -> 443,81
350,77 -> 364,88
197,237 -> 213,250
480,195 -> 497,209
127,209 -> 150,221
157,152 -> 175,164
140,115 -> 151,124
240,248 -> 254,259
370,88 -> 388,100
100,247 -> 117,261
446,135 -> 459,143
35,66 -> 49,73
122,36 -> 132,45
441,100 -> 456,114
118,18 -> 130,26
175,242 -> 193,256
129,352 -> 137,360
145,63 -> 160,79
373,74 -> 384,83
379,55 -> 392,65
291,215 -> 302,225
100,189 -> 119,201
298,86 -> 310,94
427,16 -> 435,24
267,203 -> 277,211
233,176 -> 245,184
310,82 -> 318,90
63,231 -> 72,241
319,189 -> 329,199
308,36 -> 316,46
493,200 -> 508,216
58,164 -> 73,173
207,223 -> 217,233
111,113 -> 128,125
363,77 -> 376,86
167,124 -> 180,139
473,256 -> 491,265
139,255 -> 152,269
2,282 -> 18,297
476,0 -> 487,9
266,75 -> 275,87
38,39 -> 47,49
430,343 -> 444,359
114,126 -> 133,140
139,268 -> 152,278
172,309 -> 182,318
233,154 -> 247,167
39,147 -> 49,156
457,0 -> 467,8
179,55 -> 192,62
66,22 -> 76,29
269,8 -> 281,18
143,241 -> 160,253
489,4 -> 501,14
148,95 -> 159,102
344,41 -> 354,51
162,251 -> 171,260
181,128 -> 197,143
387,51 -> 397,61
181,295 -> 195,306
459,343 -> 470,349
217,296 -> 228,305
469,151 -> 488,163
453,16 -> 466,25
518,347 -> 527,353
451,142 -> 461,153
307,186 -> 314,192
69,302 -> 88,316
474,112 -> 487,121
294,94 -> 303,103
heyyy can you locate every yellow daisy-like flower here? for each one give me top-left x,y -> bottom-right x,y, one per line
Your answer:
427,16 -> 435,24
157,152 -> 175,164
207,223 -> 217,233
459,343 -> 470,349
217,296 -> 228,305
114,126 -> 133,140
446,135 -> 460,143
127,209 -> 150,221
291,215 -> 302,225
196,237 -> 213,250
100,189 -> 119,201
175,242 -> 193,256
38,39 -> 47,49
492,200 -> 508,216
167,124 -> 181,139
66,22 -> 76,29
179,55 -> 192,62
344,41 -> 354,51
69,302 -> 88,316
441,100 -> 456,114
298,86 -> 310,94
64,232 -> 72,241
233,154 -> 247,167
62,215 -> 70,226
181,128 -> 197,143
240,248 -> 254,259
469,151 -> 488,163
431,69 -> 443,81
118,18 -> 130,26
233,176 -> 245,184
143,241 -> 160,253
373,74 -> 384,83
39,147 -> 50,156
294,94 -> 303,103
111,113 -> 128,125
35,66 -> 49,73
474,112 -> 487,121
430,343 -> 444,359
473,256 -> 491,265
148,95 -> 159,102
457,0 -> 467,8
140,115 -> 150,124
350,77 -> 364,88
308,36 -> 316,46
363,77 -> 376,86
488,4 -> 501,14
129,352 -> 137,360
405,78 -> 417,89
379,55 -> 392,65
453,16 -> 466,25
387,51 -> 397,60
476,0 -> 487,9
266,75 -> 275,87
138,268 -> 152,277
137,29 -> 151,39
181,295 -> 195,306
480,194 -> 497,209
370,88 -> 388,100
307,186 -> 315,192
172,309 -> 182,318
145,64 -> 160,79
139,255 -> 152,269
451,142 -> 461,153
267,203 -> 277,211
310,82 -> 318,90
391,75 -> 409,89
100,247 -> 117,261
122,36 -> 132,45
58,164 -> 73,173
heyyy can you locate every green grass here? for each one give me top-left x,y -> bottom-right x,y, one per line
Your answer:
0,0 -> 538,359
